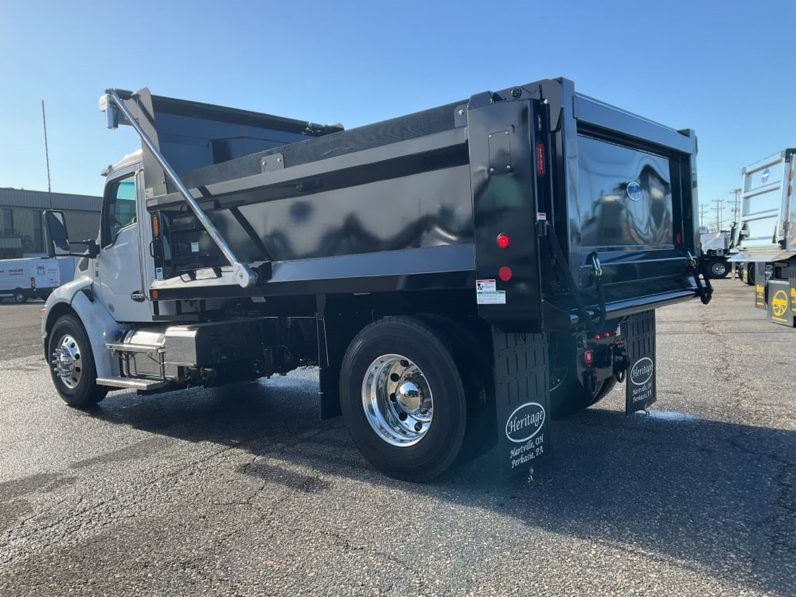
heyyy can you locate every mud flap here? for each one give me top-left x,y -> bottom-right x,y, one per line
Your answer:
766,279 -> 796,327
492,329 -> 550,479
624,310 -> 657,414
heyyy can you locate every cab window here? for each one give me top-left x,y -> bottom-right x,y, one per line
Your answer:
102,175 -> 137,247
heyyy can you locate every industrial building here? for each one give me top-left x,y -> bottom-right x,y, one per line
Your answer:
0,188 -> 101,258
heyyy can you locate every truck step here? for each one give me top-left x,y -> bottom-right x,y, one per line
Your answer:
105,342 -> 164,354
96,377 -> 169,390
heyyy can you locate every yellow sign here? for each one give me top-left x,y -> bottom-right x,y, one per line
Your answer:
771,289 -> 789,318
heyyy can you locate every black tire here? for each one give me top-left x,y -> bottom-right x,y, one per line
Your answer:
551,375 -> 617,418
339,317 -> 467,482
745,263 -> 756,286
414,314 -> 495,460
707,258 -> 729,279
548,332 -> 618,418
13,290 -> 27,304
47,314 -> 107,409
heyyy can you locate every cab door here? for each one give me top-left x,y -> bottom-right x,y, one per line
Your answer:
96,168 -> 151,322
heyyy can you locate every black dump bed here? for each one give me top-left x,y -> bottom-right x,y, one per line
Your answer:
122,78 -> 701,332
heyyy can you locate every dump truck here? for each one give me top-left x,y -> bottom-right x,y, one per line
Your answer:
41,79 -> 711,482
699,228 -> 733,278
732,149 -> 796,326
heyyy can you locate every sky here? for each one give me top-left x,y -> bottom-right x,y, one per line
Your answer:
1,0 -> 794,230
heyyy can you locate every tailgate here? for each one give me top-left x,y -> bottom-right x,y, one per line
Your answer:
738,151 -> 793,255
549,84 -> 699,315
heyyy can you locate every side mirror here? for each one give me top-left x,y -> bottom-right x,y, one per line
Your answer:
74,239 -> 100,258
42,210 -> 70,257
739,228 -> 750,240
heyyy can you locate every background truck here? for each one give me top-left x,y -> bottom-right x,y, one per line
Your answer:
0,256 -> 75,303
732,149 -> 796,326
699,227 -> 733,278
41,79 -> 709,482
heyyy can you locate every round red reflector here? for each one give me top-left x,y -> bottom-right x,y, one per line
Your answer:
151,289 -> 159,300
498,266 -> 513,282
496,233 -> 511,249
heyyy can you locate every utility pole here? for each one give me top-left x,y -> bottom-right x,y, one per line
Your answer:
731,188 -> 741,224
41,100 -> 52,201
700,202 -> 707,228
712,199 -> 724,231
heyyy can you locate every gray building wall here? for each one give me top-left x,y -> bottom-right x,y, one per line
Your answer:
0,189 -> 102,258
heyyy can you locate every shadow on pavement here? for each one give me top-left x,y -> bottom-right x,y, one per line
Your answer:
90,374 -> 795,594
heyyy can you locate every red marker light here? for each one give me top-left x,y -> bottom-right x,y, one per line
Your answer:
151,289 -> 159,300
536,143 -> 545,176
496,233 -> 511,249
583,348 -> 594,366
498,266 -> 513,282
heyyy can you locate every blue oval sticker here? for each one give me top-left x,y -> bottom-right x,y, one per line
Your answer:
626,181 -> 643,201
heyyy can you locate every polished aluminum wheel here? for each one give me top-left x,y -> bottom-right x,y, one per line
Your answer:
361,354 -> 433,447
52,334 -> 83,389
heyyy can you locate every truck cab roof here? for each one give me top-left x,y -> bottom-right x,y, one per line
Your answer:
103,149 -> 142,178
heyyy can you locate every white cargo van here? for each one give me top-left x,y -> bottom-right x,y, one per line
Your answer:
0,257 -> 75,303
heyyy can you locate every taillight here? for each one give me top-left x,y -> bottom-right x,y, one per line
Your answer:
583,348 -> 594,366
536,143 -> 545,176
151,214 -> 160,237
496,233 -> 511,249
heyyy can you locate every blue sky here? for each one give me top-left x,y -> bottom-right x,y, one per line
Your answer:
1,0 -> 794,229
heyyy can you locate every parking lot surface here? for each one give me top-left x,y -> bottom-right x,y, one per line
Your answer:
0,279 -> 793,595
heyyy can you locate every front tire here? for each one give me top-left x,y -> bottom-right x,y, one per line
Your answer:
339,317 -> 467,482
13,290 -> 27,304
48,314 -> 107,409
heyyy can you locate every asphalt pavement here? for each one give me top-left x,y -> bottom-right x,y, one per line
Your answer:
0,279 -> 793,595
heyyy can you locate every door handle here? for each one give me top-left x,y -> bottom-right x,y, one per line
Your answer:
130,290 -> 146,302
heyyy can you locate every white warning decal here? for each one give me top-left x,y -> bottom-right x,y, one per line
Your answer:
476,279 -> 506,304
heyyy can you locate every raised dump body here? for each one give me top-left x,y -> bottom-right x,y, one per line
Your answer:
41,78 -> 709,482
734,149 -> 796,325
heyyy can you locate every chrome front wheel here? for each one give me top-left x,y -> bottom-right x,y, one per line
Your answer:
47,314 -> 106,409
52,334 -> 83,389
362,354 -> 433,447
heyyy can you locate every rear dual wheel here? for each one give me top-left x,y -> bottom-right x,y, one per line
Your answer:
340,317 -> 481,483
548,333 -> 617,418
